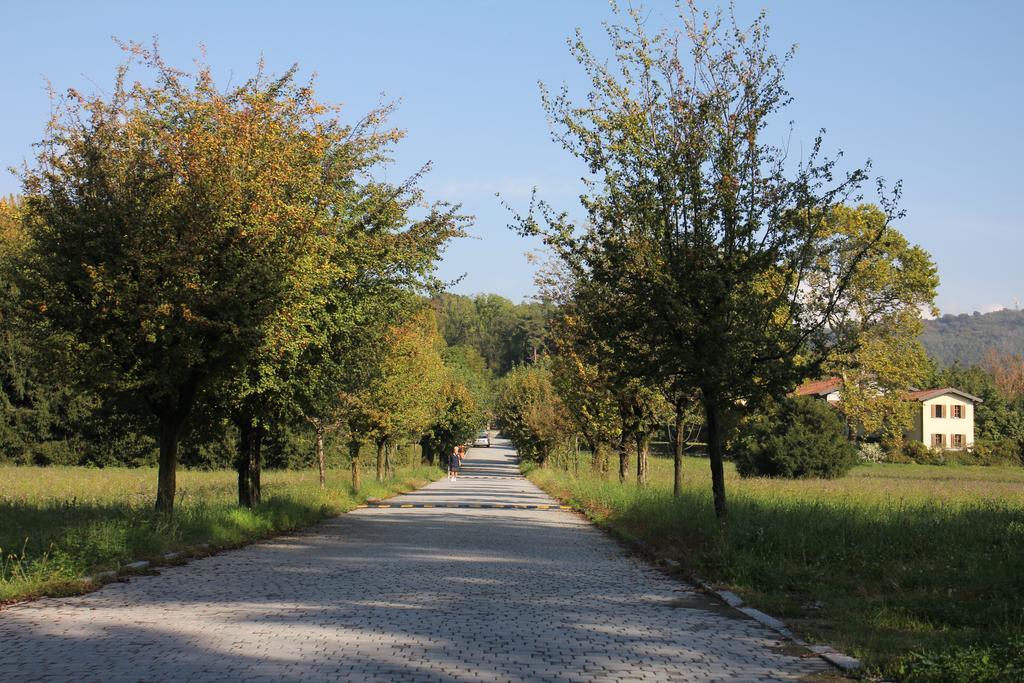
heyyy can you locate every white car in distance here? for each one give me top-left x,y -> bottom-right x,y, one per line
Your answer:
472,431 -> 490,448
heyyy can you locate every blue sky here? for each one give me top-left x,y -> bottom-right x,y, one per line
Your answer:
2,1 -> 1021,315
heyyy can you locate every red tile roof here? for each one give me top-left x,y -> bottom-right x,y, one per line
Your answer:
795,377 -> 842,397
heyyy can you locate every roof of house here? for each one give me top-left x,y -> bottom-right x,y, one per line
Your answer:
903,387 -> 984,404
794,377 -> 842,397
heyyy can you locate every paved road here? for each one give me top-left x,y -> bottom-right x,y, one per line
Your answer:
0,438 -> 830,682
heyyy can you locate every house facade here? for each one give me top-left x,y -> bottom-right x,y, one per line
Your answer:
795,379 -> 982,450
904,388 -> 982,450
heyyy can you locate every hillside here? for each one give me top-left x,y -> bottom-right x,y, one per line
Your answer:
922,308 -> 1024,367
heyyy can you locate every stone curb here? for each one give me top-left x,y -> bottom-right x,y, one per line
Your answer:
83,549 -> 205,586
674,565 -> 862,673
542,495 -> 864,675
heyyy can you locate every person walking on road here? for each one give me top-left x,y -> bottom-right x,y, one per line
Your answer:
449,445 -> 460,481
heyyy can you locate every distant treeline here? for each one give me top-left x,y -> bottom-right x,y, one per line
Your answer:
922,309 -> 1024,367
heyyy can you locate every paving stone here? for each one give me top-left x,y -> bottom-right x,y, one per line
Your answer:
0,437 -> 830,681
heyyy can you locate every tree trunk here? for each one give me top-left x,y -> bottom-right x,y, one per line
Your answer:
636,431 -> 649,487
384,441 -> 395,479
589,438 -> 607,472
618,434 -> 630,484
316,425 -> 326,490
152,375 -> 200,515
236,418 -> 262,508
704,399 -> 728,518
349,440 -> 362,492
673,404 -> 685,497
420,435 -> 435,466
155,412 -> 181,514
375,439 -> 386,481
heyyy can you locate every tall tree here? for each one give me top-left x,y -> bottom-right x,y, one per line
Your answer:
496,362 -> 570,466
523,5 -> 904,516
348,309 -> 448,482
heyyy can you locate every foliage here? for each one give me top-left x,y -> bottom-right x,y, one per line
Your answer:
733,397 -> 859,479
17,47 -> 349,510
495,363 -> 571,464
549,352 -> 620,470
821,204 -> 938,446
420,373 -> 482,467
1,196 -> 132,467
983,349 -> 1024,400
441,344 -> 495,417
900,438 -> 1020,467
922,308 -> 1024,368
344,308 -> 449,481
527,456 -> 1024,681
13,45 -> 463,510
520,4 -> 904,516
433,292 -> 550,375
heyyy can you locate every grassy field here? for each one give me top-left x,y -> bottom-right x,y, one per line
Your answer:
1,463 -> 442,603
527,457 -> 1024,682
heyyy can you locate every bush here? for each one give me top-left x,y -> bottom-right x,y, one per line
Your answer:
900,438 -> 1022,467
858,442 -> 886,463
901,439 -> 935,463
732,396 -> 858,479
973,438 -> 1023,466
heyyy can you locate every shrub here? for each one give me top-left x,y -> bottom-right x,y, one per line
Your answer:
902,439 -> 936,464
858,442 -> 886,463
973,438 -> 1023,466
732,396 -> 859,478
900,439 -> 1022,467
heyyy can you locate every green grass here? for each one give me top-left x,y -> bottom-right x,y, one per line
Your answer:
0,463 -> 442,603
526,457 -> 1024,682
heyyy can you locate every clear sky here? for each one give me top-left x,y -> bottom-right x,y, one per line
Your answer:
2,1 -> 1021,315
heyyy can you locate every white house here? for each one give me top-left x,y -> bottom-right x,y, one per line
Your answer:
903,387 -> 982,450
795,379 -> 982,450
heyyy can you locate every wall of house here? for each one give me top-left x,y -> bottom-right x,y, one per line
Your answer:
920,395 -> 974,449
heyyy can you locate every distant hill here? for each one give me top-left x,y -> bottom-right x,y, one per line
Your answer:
921,308 -> 1024,367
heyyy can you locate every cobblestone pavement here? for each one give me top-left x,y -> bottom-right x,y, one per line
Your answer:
0,438 -> 831,682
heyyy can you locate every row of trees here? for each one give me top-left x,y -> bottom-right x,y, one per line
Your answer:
0,45 -> 484,513
498,4 -> 940,517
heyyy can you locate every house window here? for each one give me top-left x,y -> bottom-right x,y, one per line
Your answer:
932,433 -> 945,448
952,405 -> 964,419
933,404 -> 944,419
952,434 -> 964,448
